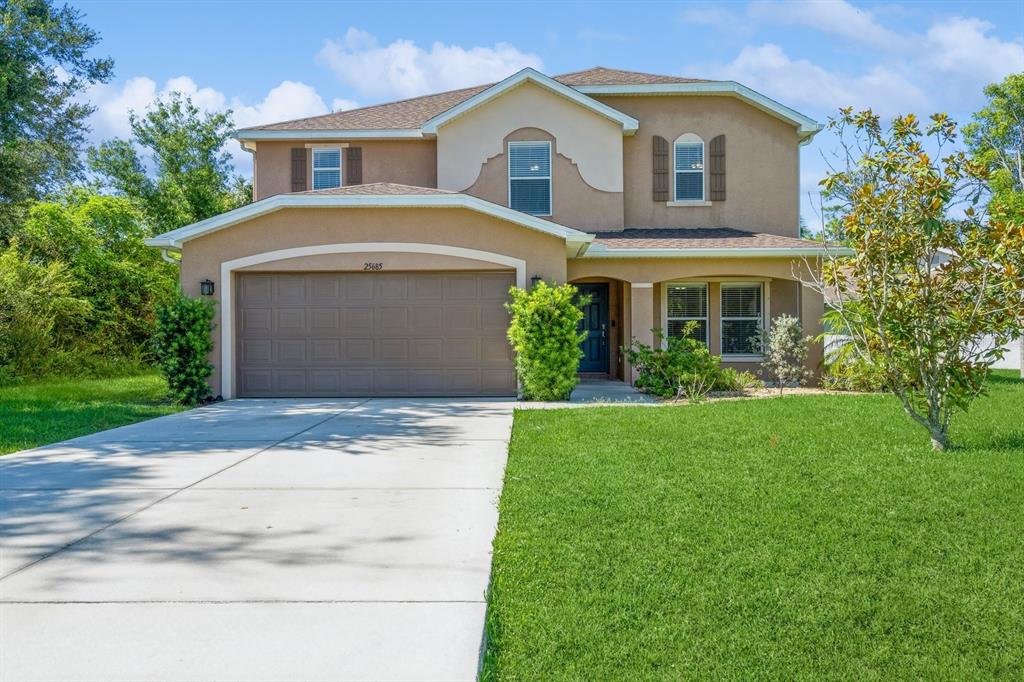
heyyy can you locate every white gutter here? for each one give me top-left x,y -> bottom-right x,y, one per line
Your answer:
144,192 -> 593,250
579,244 -> 853,259
233,129 -> 424,141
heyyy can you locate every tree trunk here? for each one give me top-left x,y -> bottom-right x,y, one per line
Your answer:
928,423 -> 948,451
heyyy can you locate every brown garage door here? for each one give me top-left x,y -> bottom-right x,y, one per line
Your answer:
236,271 -> 516,397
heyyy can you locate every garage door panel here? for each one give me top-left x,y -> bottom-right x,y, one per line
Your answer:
242,340 -> 273,364
310,308 -> 340,330
237,271 -> 515,397
275,308 -> 306,333
274,275 -> 307,303
346,339 -> 374,361
311,339 -> 340,362
344,309 -> 373,334
377,307 -> 409,331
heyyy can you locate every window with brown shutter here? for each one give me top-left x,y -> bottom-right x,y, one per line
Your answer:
291,147 -> 308,192
653,135 -> 669,202
709,134 -> 726,201
345,146 -> 362,185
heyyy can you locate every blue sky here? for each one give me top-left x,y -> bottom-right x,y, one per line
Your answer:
72,0 -> 1024,230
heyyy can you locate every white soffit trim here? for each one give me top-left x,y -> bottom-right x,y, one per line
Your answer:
232,129 -> 424,141
143,193 -> 594,249
421,67 -> 640,136
219,243 -> 527,399
574,81 -> 822,141
579,244 -> 853,258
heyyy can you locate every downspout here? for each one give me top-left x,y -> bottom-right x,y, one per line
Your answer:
160,248 -> 179,264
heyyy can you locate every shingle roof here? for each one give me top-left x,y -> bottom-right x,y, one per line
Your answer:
241,67 -> 706,133
294,182 -> 455,196
554,66 -> 709,86
591,228 -> 822,250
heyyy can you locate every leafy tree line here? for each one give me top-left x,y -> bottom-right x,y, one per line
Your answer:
0,0 -> 249,383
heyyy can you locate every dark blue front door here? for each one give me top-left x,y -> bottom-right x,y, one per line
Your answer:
577,283 -> 609,373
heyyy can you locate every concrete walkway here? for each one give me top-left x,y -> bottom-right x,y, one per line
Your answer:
0,398 -> 513,681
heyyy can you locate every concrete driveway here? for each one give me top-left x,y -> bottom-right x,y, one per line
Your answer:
0,398 -> 513,681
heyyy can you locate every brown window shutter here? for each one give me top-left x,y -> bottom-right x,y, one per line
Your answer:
346,146 -> 362,185
291,147 -> 308,192
709,135 -> 726,201
653,135 -> 669,202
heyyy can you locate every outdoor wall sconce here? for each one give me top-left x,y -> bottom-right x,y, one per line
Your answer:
200,279 -> 215,296
530,275 -> 543,289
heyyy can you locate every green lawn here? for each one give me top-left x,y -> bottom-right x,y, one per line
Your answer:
0,373 -> 184,455
484,371 -> 1024,680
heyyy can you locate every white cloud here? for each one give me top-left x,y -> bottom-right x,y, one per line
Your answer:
924,16 -> 1024,83
749,0 -> 900,48
709,43 -> 928,116
316,27 -> 543,100
85,77 -> 334,172
331,97 -> 360,112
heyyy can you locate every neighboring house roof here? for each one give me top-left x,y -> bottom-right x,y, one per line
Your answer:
234,66 -> 820,142
144,183 -> 593,251
581,228 -> 850,258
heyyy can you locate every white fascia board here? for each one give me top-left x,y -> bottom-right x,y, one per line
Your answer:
574,81 -> 822,141
232,129 -> 424,141
421,67 -> 639,136
579,244 -> 853,259
144,193 -> 592,249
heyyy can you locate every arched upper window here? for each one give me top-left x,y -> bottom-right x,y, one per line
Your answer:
673,133 -> 704,202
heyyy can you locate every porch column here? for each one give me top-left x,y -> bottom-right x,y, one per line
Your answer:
800,284 -> 825,384
628,282 -> 655,385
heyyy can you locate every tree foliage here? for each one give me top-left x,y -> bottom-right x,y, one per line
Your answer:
812,108 -> 1024,450
0,0 -> 113,236
506,281 -> 586,401
1,191 -> 178,381
89,93 -> 250,234
964,73 -> 1024,214
153,291 -> 215,405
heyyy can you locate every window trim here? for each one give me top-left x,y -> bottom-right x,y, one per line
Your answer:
507,140 -> 552,217
720,281 -> 765,359
661,281 -> 709,346
672,133 -> 705,203
311,147 -> 343,190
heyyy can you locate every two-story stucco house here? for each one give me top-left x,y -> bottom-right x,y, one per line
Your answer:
146,66 -> 833,398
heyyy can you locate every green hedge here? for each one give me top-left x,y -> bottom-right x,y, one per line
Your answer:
506,281 -> 585,401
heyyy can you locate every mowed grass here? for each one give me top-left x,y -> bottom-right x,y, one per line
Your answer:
484,371 -> 1024,680
0,373 -> 183,455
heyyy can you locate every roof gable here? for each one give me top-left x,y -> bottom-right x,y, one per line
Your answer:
420,68 -> 638,135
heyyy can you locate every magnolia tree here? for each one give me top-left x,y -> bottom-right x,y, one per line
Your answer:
758,315 -> 811,395
808,108 -> 1024,451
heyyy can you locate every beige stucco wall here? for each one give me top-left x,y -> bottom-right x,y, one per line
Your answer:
180,206 -> 567,395
464,128 -> 624,231
593,95 -> 800,235
437,81 -> 624,193
252,140 -> 437,200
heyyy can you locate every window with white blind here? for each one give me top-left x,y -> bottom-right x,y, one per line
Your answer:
665,283 -> 708,344
721,283 -> 764,356
508,141 -> 551,216
674,133 -> 704,202
312,148 -> 342,190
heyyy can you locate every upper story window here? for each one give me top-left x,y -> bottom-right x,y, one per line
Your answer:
721,282 -> 764,356
665,283 -> 708,344
312,148 -> 342,190
673,134 -> 704,202
508,141 -> 551,216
